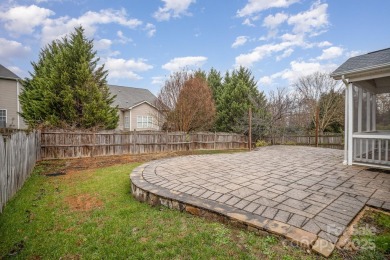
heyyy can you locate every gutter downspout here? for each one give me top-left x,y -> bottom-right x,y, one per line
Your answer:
342,75 -> 349,165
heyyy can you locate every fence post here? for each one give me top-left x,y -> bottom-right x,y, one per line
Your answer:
91,132 -> 95,157
165,130 -> 168,152
132,130 -> 136,154
214,132 -> 216,150
189,133 -> 192,151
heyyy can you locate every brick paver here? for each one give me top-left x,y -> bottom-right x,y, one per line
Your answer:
131,146 -> 390,257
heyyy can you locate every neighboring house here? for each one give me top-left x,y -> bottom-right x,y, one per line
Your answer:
331,47 -> 390,168
0,64 -> 26,129
108,85 -> 161,131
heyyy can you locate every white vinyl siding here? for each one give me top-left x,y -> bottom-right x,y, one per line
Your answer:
0,109 -> 6,128
137,116 -> 153,129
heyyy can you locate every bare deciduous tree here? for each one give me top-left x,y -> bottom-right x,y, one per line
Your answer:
155,71 -> 189,129
156,71 -> 216,132
266,87 -> 295,143
293,72 -> 344,134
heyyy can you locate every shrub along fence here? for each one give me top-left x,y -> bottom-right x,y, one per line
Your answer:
0,131 -> 41,213
40,130 -> 248,159
263,133 -> 343,149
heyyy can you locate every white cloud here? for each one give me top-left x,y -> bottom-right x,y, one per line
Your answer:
263,12 -> 288,29
317,41 -> 332,47
260,12 -> 288,40
280,33 -> 301,42
95,39 -> 112,50
1,5 -> 54,35
0,38 -> 31,60
153,0 -> 195,21
259,76 -> 273,85
276,48 -> 294,61
317,46 -> 343,60
237,0 -> 299,17
236,2 -> 332,68
345,50 -> 362,58
7,66 -> 26,77
242,15 -> 259,27
268,60 -> 338,84
235,37 -> 306,68
232,36 -> 249,48
105,58 -> 153,80
117,30 -> 132,44
39,8 -> 142,44
144,23 -> 156,37
162,56 -> 207,72
78,9 -> 142,29
2,6 -> 142,43
287,2 -> 328,35
151,76 -> 165,85
243,18 -> 255,27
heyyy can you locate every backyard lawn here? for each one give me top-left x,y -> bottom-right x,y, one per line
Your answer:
0,150 -> 388,259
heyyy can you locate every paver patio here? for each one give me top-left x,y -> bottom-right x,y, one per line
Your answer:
131,146 -> 390,257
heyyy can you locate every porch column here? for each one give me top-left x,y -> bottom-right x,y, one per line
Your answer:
347,83 -> 354,165
372,94 -> 376,131
366,92 -> 371,131
358,87 -> 363,132
344,86 -> 348,164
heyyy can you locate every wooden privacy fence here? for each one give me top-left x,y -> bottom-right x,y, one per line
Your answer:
263,133 -> 344,149
0,131 -> 41,213
40,131 -> 248,159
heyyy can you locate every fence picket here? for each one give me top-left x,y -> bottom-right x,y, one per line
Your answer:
0,131 -> 41,213
263,133 -> 343,149
39,131 -> 248,159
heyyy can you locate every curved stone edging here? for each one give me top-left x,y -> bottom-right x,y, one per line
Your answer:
130,161 -> 335,257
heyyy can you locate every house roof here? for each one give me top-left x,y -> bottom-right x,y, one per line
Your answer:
108,84 -> 157,109
0,64 -> 20,80
331,48 -> 390,78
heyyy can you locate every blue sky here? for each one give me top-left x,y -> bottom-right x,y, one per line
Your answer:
1,0 -> 389,95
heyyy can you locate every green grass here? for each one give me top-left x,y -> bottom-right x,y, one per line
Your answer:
351,210 -> 390,260
0,152 -> 343,259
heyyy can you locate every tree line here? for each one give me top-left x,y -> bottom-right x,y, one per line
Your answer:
20,26 -> 348,139
156,68 -> 345,141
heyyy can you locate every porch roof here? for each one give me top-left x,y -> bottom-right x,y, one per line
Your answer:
331,48 -> 390,94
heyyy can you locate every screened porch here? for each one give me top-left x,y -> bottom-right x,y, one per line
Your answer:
332,48 -> 390,169
348,83 -> 389,167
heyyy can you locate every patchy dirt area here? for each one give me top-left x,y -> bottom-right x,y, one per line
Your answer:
65,194 -> 103,212
37,150 -> 246,176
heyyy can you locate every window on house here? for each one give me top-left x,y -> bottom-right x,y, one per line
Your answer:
0,109 -> 6,128
137,116 -> 153,129
124,116 -> 130,128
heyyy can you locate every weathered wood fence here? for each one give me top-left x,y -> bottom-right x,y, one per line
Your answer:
263,133 -> 344,149
0,131 -> 41,213
40,131 -> 248,159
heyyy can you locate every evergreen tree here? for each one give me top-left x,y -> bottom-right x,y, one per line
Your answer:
194,69 -> 207,80
214,66 -> 267,133
20,26 -> 118,129
207,68 -> 223,98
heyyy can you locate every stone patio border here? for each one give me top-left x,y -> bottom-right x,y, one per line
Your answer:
131,162 -> 336,257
